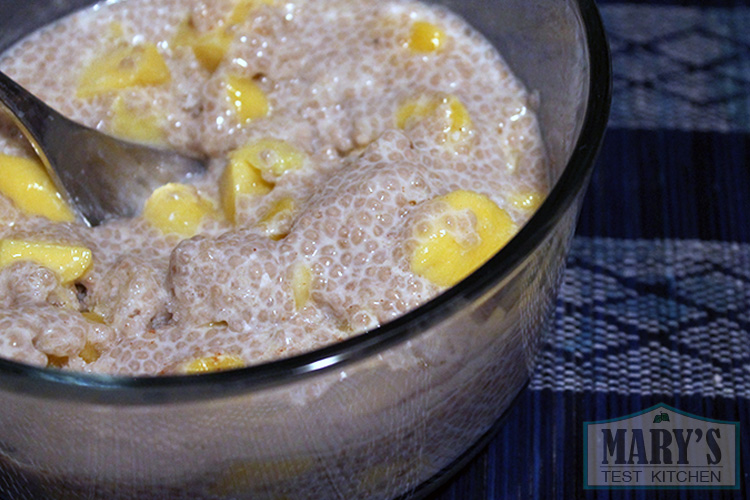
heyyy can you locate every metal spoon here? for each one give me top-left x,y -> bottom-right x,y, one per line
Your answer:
0,70 -> 205,227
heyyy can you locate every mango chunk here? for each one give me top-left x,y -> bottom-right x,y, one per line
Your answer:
228,0 -> 276,25
77,43 -> 171,98
109,96 -> 164,144
0,239 -> 93,284
510,190 -> 544,212
0,154 -> 75,222
143,183 -> 214,237
258,197 -> 295,240
446,97 -> 472,136
408,21 -> 447,53
174,20 -> 233,73
173,18 -> 197,48
225,76 -> 270,123
47,355 -> 68,369
173,0 -> 277,73
182,354 -> 245,374
211,456 -> 313,495
396,93 -> 472,143
220,149 -> 275,223
82,311 -> 107,324
236,139 -> 305,177
291,262 -> 312,309
396,94 -> 436,130
79,342 -> 102,363
410,190 -> 516,287
195,29 -> 234,72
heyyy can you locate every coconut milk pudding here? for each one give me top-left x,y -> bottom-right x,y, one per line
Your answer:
0,0 -> 549,376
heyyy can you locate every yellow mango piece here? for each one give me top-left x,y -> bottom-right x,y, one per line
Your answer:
194,29 -> 234,72
258,197 -> 295,240
211,457 -> 313,495
182,354 -> 245,374
173,18 -> 198,48
109,96 -> 164,144
82,311 -> 107,324
228,0 -> 275,25
291,262 -> 312,309
79,342 -> 101,363
0,239 -> 93,284
204,321 -> 229,328
47,354 -> 68,368
510,191 -> 544,212
396,93 -> 472,141
220,150 -> 274,223
396,94 -> 438,130
225,75 -> 270,123
143,183 -> 214,237
446,96 -> 472,136
77,43 -> 171,98
235,139 -> 305,177
408,21 -> 447,53
0,154 -> 74,222
411,190 -> 516,287
174,20 -> 233,73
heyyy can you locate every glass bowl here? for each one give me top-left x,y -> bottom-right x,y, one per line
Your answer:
0,0 -> 611,498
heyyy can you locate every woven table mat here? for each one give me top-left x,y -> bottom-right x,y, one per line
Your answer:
431,1 -> 750,498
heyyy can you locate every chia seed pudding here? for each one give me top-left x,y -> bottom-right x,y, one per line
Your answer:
0,0 -> 548,376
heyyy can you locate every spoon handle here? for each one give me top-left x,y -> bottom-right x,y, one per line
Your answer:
0,69 -> 71,190
0,70 -> 205,226
0,69 -> 52,135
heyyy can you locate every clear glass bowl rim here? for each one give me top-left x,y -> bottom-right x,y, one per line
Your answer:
0,0 -> 612,404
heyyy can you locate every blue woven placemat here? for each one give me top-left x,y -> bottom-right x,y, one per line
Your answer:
431,1 -> 750,498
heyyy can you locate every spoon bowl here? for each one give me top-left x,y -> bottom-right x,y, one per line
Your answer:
0,70 -> 205,227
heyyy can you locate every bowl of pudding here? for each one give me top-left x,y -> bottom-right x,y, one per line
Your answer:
0,0 -> 610,498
